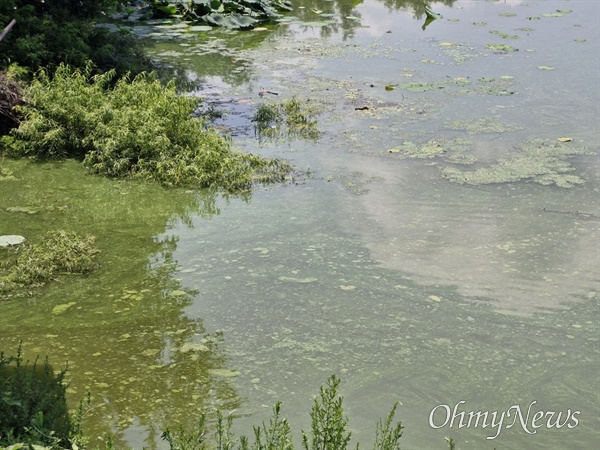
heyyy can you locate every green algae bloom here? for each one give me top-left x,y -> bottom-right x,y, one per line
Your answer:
442,139 -> 593,188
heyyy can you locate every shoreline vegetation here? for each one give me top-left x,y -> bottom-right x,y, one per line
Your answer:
1,63 -> 292,191
1,1 -> 293,299
0,350 -> 459,450
0,0 -> 293,193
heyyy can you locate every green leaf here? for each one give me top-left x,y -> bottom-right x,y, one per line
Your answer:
424,5 -> 443,20
156,4 -> 178,15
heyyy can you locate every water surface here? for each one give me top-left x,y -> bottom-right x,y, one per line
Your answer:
1,0 -> 598,449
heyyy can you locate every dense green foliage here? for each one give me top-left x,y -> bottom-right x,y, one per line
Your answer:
0,230 -> 98,296
0,0 -> 150,75
150,0 -> 292,29
0,346 -> 71,447
2,63 -> 291,190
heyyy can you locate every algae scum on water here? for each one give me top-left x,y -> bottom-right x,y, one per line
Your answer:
442,138 -> 594,188
1,0 -> 598,448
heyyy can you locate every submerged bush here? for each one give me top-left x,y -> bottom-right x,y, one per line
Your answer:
0,346 -> 71,447
2,63 -> 291,190
0,230 -> 99,295
253,97 -> 320,142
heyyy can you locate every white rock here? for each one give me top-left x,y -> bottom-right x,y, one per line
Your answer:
0,235 -> 25,247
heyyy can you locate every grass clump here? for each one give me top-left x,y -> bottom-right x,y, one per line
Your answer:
253,98 -> 320,142
2,63 -> 291,191
0,230 -> 99,295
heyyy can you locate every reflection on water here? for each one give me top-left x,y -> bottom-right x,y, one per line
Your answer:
0,160 -> 242,448
1,0 -> 599,449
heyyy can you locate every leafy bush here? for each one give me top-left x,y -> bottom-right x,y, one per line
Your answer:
0,230 -> 99,295
3,63 -> 291,190
301,375 -> 351,450
0,346 -> 71,447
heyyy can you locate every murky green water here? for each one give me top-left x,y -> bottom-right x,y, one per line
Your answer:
1,0 -> 599,449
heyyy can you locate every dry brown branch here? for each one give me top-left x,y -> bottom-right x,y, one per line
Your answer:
0,71 -> 23,133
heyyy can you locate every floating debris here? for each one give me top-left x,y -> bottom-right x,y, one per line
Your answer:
52,302 -> 77,314
0,235 -> 25,247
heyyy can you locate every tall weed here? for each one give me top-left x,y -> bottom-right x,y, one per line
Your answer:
301,375 -> 352,450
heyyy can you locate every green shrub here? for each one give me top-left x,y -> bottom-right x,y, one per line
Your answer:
4,63 -> 291,190
0,346 -> 71,447
301,375 -> 351,450
161,375 -> 405,450
241,402 -> 293,450
0,370 -> 456,450
161,413 -> 209,450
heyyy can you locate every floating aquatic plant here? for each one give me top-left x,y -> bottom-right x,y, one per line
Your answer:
444,117 -> 523,134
